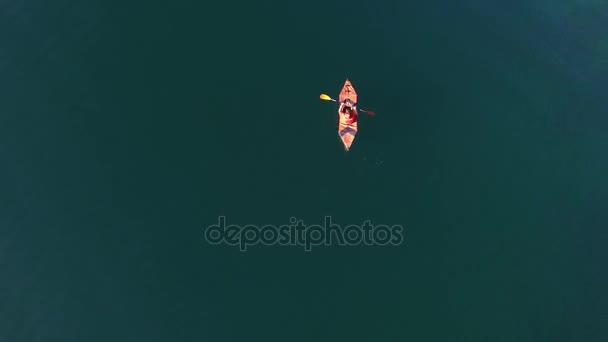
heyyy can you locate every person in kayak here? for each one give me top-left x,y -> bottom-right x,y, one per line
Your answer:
339,98 -> 356,113
339,99 -> 358,124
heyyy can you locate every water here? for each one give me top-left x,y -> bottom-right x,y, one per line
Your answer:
1,0 -> 607,340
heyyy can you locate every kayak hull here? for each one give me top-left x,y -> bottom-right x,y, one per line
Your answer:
337,79 -> 358,151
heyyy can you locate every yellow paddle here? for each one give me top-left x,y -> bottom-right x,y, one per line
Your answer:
319,94 -> 337,102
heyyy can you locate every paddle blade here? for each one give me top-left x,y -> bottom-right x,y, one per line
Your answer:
320,94 -> 336,102
360,109 -> 376,116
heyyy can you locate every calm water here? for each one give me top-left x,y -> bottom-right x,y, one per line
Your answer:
1,0 -> 607,341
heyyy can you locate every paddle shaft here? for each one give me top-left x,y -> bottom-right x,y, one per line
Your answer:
321,94 -> 375,115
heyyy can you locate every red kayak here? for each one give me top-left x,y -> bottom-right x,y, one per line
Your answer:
320,79 -> 374,151
337,79 -> 358,151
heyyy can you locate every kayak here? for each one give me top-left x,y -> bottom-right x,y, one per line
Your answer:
320,79 -> 375,151
337,79 -> 358,151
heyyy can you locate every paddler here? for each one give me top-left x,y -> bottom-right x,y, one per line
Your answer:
339,98 -> 356,113
339,99 -> 358,124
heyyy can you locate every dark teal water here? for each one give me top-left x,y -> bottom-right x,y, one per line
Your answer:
2,0 -> 607,340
